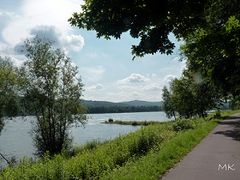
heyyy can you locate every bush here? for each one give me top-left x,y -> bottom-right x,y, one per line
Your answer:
129,130 -> 162,156
131,121 -> 138,126
108,118 -> 113,123
173,119 -> 195,132
213,111 -> 221,119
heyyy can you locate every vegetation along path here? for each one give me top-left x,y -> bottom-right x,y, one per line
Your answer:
162,114 -> 240,180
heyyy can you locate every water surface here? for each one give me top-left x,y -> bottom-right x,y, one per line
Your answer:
0,111 -> 169,167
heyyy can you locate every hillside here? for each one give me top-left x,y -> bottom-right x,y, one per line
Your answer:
82,100 -> 163,113
83,100 -> 162,107
121,100 -> 162,107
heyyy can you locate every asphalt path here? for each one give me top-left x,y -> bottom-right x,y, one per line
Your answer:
162,114 -> 240,180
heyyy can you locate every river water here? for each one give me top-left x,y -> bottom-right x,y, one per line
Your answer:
0,111 -> 170,167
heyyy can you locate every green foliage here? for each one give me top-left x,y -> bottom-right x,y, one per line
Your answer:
0,57 -> 22,133
108,118 -> 113,123
173,119 -> 195,132
65,140 -> 104,157
21,37 -> 86,156
230,95 -> 240,110
182,1 -> 240,96
129,130 -> 163,156
69,0 -> 206,57
213,111 -> 222,119
101,119 -> 217,180
162,86 -> 176,119
162,75 -> 220,119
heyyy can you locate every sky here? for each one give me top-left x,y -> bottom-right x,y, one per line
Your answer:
0,0 -> 186,102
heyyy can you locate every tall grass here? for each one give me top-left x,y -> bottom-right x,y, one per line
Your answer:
101,119 -> 217,179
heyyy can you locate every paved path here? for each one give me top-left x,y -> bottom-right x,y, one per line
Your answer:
162,114 -> 240,180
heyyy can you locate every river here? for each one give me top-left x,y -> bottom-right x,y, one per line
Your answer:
0,111 -> 170,167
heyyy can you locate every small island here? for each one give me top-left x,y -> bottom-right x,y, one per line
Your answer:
103,118 -> 163,126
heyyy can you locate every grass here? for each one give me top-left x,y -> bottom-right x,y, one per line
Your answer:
101,119 -> 217,179
1,110 -> 239,179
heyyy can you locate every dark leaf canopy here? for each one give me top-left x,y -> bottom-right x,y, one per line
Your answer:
69,0 -> 205,57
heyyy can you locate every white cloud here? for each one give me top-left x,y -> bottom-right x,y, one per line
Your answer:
96,73 -> 164,101
117,73 -> 149,85
79,66 -> 105,82
86,52 -> 110,60
163,74 -> 177,84
144,84 -> 162,91
63,34 -> 84,52
0,41 -> 26,66
82,72 -> 181,101
1,0 -> 84,54
14,25 -> 84,54
0,10 -> 19,20
86,83 -> 104,91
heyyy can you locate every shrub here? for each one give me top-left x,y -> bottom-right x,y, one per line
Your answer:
131,121 -> 138,126
108,118 -> 113,123
213,111 -> 222,119
173,120 -> 195,132
129,130 -> 162,156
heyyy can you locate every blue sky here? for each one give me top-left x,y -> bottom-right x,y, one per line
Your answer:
0,0 -> 185,102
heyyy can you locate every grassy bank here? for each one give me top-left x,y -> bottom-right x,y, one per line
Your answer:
1,122 -> 175,179
101,119 -> 217,179
1,110 -> 238,179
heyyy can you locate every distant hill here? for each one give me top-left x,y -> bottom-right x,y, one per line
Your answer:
83,100 -> 162,107
121,100 -> 162,107
82,100 -> 163,113
83,100 -> 126,108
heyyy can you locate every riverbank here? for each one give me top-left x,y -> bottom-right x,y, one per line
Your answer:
1,110 -> 238,179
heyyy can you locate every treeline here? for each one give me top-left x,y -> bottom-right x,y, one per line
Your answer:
162,72 -> 238,119
4,98 -> 162,115
86,105 -> 162,114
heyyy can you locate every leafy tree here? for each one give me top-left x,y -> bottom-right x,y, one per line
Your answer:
163,74 -> 220,119
69,0 -> 206,58
0,57 -> 20,133
191,81 -> 221,117
180,0 -> 240,96
162,86 -> 176,119
170,77 -> 195,118
182,15 -> 240,97
70,0 -> 240,98
21,38 -> 86,155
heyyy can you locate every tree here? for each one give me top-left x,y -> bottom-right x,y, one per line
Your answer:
162,86 -> 176,119
70,0 -> 240,98
163,74 -> 220,119
170,77 -> 195,118
69,0 -> 206,58
182,13 -> 240,97
21,38 -> 86,155
0,57 -> 20,133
